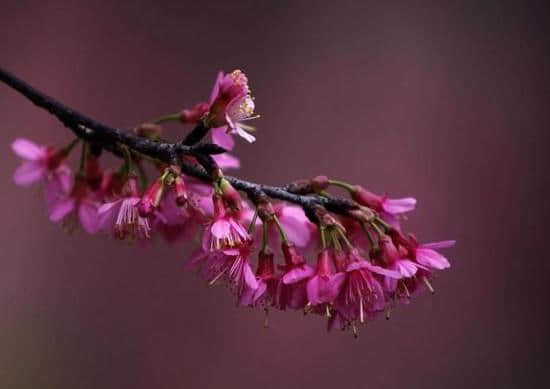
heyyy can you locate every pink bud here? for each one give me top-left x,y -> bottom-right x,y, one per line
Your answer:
174,175 -> 187,206
138,179 -> 164,217
351,185 -> 383,209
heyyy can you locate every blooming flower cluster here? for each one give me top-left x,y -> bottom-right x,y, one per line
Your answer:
10,69 -> 454,336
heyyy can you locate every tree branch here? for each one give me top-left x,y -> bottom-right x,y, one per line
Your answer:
0,66 -> 360,222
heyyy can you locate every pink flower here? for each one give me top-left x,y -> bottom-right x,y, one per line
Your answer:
275,242 -> 315,310
306,249 -> 346,307
239,249 -> 278,307
241,203 -> 316,249
46,175 -> 101,234
210,127 -> 240,170
98,177 -> 151,240
190,246 -> 258,299
332,249 -> 397,325
180,102 -> 209,124
413,239 -> 455,270
206,70 -> 257,143
378,235 -> 426,291
12,138 -> 72,188
351,185 -> 416,228
202,194 -> 250,251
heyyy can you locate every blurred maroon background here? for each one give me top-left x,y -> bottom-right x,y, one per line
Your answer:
1,1 -> 549,388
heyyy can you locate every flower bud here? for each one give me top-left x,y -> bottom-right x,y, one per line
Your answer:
138,178 -> 165,217
174,175 -> 188,206
350,185 -> 382,209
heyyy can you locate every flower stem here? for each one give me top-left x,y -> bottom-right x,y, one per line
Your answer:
328,179 -> 355,192
153,112 -> 181,124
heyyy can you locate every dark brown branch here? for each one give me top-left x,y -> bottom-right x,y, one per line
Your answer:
0,66 -> 360,222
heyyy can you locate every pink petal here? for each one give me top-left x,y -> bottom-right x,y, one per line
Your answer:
251,281 -> 268,303
211,127 -> 235,150
78,201 -> 100,234
12,138 -> 45,160
279,206 -> 313,248
234,126 -> 256,143
382,197 -> 416,214
416,248 -> 451,270
396,259 -> 418,277
306,276 -> 321,304
98,200 -> 122,233
213,153 -> 240,169
229,219 -> 249,240
55,166 -> 73,194
13,161 -> 45,185
49,197 -> 75,222
208,71 -> 224,104
211,219 -> 231,238
282,265 -> 315,285
243,263 -> 259,290
421,240 -> 456,250
349,260 -> 402,279
380,212 -> 401,229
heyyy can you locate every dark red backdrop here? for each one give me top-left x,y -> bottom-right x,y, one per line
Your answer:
1,1 -> 549,388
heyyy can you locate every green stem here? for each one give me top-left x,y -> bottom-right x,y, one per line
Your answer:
328,179 -> 355,192
272,215 -> 288,243
320,226 -> 327,249
261,220 -> 269,251
153,112 -> 181,124
247,209 -> 258,234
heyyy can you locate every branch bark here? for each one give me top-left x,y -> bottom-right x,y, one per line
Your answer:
0,66 -> 360,222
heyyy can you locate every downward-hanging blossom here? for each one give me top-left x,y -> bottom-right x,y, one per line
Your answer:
98,177 -> 151,240
7,67 -> 455,336
276,242 -> 315,310
47,175 -> 102,234
350,185 -> 416,228
202,194 -> 250,251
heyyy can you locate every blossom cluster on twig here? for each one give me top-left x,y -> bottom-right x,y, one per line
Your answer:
6,68 -> 454,336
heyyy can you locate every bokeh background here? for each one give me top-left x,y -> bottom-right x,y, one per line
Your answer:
1,1 -> 549,388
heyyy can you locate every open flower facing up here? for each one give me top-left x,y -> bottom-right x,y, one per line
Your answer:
205,70 -> 257,142
181,70 -> 257,143
98,177 -> 151,240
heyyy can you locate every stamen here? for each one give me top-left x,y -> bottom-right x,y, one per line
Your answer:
422,276 -> 435,294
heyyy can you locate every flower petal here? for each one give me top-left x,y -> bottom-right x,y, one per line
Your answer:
416,248 -> 451,270
13,161 -> 45,185
78,201 -> 100,234
421,240 -> 456,250
49,197 -> 75,222
12,138 -> 45,160
382,197 -> 416,214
